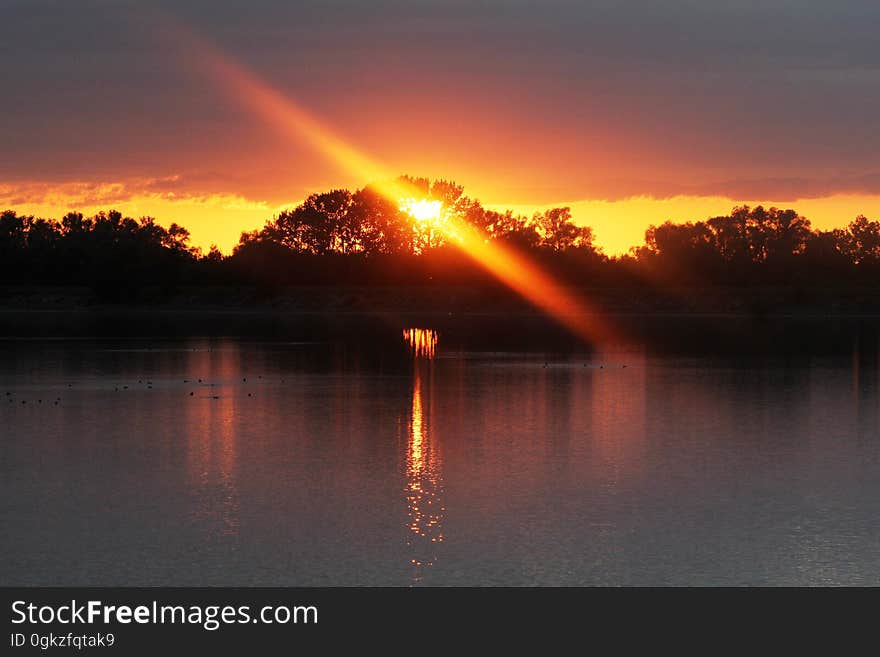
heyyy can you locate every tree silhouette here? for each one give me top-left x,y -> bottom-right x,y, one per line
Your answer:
0,208 -> 197,298
3,179 -> 880,298
840,215 -> 880,265
349,185 -> 412,255
534,207 -> 594,252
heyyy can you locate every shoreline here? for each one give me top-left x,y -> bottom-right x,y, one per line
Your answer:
4,284 -> 880,318
2,293 -> 880,355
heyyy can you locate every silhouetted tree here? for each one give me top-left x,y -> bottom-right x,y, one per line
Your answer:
349,185 -> 413,255
801,230 -> 852,281
266,189 -> 354,255
6,182 -> 880,300
706,213 -> 750,263
839,215 -> 880,265
0,208 -> 196,297
534,207 -> 594,252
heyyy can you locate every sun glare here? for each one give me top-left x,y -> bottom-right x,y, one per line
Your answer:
173,20 -> 615,345
400,198 -> 443,223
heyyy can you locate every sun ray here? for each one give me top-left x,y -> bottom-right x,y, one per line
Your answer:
156,16 -> 615,344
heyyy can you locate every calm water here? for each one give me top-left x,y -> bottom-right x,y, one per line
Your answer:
2,320 -> 880,585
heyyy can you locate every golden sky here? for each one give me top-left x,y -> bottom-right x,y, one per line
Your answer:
4,180 -> 878,256
2,1 -> 879,255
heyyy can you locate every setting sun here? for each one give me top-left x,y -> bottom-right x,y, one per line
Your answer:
8,0 -> 880,602
400,198 -> 443,224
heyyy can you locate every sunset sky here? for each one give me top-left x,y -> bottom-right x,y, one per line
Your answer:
3,0 -> 880,254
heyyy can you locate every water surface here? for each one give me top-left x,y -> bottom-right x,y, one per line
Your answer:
2,321 -> 880,585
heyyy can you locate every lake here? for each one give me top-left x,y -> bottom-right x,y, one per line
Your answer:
2,316 -> 880,585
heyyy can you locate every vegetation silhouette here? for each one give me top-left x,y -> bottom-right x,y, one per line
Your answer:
0,209 -> 193,300
2,176 -> 880,304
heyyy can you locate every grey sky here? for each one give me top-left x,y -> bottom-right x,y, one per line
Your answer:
2,0 -> 878,202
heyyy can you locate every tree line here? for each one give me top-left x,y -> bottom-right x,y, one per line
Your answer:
236,177 -> 594,255
2,176 -> 880,298
0,209 -> 195,298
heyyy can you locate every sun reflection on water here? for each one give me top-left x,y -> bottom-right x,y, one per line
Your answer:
403,328 -> 439,359
184,342 -> 241,542
403,329 -> 445,581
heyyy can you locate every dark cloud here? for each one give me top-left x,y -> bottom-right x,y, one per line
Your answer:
2,0 -> 879,200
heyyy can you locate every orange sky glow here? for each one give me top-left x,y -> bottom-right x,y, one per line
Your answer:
2,2 -> 879,257
4,182 -> 879,257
